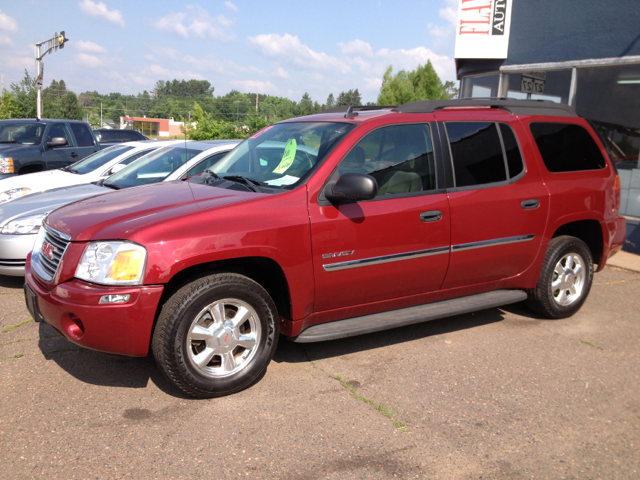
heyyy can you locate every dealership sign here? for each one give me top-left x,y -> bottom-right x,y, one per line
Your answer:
454,0 -> 513,59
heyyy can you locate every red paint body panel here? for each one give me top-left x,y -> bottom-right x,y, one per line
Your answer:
26,255 -> 164,356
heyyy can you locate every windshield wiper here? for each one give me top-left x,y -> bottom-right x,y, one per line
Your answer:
61,166 -> 79,174
102,182 -> 121,190
0,141 -> 19,144
223,175 -> 262,192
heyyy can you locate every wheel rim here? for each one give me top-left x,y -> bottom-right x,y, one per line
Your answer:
551,253 -> 586,306
186,298 -> 261,378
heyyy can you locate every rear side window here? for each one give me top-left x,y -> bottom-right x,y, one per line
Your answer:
499,124 -> 524,178
446,122 -> 506,187
69,123 -> 95,147
530,123 -> 606,172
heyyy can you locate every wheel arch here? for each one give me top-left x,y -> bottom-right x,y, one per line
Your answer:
552,219 -> 604,267
18,163 -> 45,175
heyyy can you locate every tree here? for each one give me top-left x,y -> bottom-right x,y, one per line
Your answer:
326,93 -> 335,108
377,61 -> 453,105
336,89 -> 362,106
0,91 -> 19,119
110,102 -> 125,125
295,92 -> 314,116
10,70 -> 37,118
59,91 -> 84,120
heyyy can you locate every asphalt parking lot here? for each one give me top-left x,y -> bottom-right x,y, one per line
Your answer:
1,265 -> 639,479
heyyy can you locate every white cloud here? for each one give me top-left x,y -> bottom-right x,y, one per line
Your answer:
376,46 -> 455,81
75,40 -> 107,53
224,1 -> 238,12
147,64 -> 206,81
248,33 -> 350,74
78,0 -> 126,28
0,34 -> 13,46
0,10 -> 18,32
152,6 -> 235,41
338,39 -> 374,58
427,0 -> 458,52
363,77 -> 383,91
274,67 -> 289,79
230,80 -> 278,94
76,53 -> 104,68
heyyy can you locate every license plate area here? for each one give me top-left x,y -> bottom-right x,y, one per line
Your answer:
24,283 -> 44,323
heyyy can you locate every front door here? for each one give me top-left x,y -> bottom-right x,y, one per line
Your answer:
309,122 -> 451,312
43,123 -> 77,169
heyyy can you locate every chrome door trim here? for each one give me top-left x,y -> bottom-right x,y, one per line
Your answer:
452,234 -> 535,252
323,246 -> 449,272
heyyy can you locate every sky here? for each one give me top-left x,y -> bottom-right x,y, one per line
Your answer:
0,0 -> 459,104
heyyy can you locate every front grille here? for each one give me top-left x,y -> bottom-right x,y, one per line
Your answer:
0,259 -> 26,267
33,226 -> 70,282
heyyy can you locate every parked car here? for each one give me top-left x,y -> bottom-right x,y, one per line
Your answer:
24,99 -> 625,399
0,119 -> 100,178
0,140 -> 239,276
93,129 -> 148,145
0,140 -> 186,205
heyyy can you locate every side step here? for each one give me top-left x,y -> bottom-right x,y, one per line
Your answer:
294,290 -> 528,343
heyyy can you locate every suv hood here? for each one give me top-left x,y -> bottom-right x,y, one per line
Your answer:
0,144 -> 38,155
46,181 -> 261,241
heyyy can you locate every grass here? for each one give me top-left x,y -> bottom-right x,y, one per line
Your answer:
2,318 -> 33,333
334,375 -> 408,431
581,340 -> 603,350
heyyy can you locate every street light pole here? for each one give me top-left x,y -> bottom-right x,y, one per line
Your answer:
34,31 -> 69,120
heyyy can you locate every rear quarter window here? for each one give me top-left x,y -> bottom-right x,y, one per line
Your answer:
530,122 -> 606,172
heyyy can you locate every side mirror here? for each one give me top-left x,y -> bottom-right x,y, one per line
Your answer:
108,163 -> 127,175
325,173 -> 378,203
46,137 -> 68,148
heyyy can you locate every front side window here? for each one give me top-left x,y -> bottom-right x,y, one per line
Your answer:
185,152 -> 228,178
68,145 -> 134,174
0,122 -> 45,145
105,146 -> 201,189
337,124 -> 436,195
47,123 -> 74,146
530,122 -> 606,172
211,122 -> 355,190
446,122 -> 507,187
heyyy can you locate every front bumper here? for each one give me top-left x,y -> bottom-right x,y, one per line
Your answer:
25,259 -> 164,357
0,233 -> 37,276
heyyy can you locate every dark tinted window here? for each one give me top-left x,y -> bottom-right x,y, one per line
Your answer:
69,123 -> 95,147
338,124 -> 436,195
95,130 -> 141,142
499,124 -> 524,178
125,131 -> 143,140
446,122 -> 506,187
530,123 -> 606,172
47,123 -> 74,146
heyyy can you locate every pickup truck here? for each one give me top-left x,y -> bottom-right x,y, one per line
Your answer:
0,119 -> 99,178
24,99 -> 626,399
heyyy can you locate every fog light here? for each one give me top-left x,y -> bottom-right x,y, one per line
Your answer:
99,294 -> 131,304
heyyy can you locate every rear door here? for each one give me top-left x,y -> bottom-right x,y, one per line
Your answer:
436,115 -> 549,289
309,122 -> 451,312
68,123 -> 99,160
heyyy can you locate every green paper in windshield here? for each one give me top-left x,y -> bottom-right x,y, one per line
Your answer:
273,139 -> 297,174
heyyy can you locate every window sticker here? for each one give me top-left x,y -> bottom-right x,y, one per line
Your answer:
249,125 -> 274,139
273,139 -> 297,174
265,175 -> 299,186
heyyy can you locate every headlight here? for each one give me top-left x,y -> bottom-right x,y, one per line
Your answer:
1,213 -> 47,235
75,241 -> 147,286
0,158 -> 14,174
0,187 -> 32,204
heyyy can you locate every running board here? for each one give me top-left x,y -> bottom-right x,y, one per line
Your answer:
294,290 -> 528,343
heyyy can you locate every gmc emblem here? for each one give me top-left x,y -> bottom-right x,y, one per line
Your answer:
41,241 -> 55,261
322,250 -> 354,259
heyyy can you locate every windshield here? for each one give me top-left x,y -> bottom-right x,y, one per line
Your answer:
104,146 -> 201,189
68,145 -> 134,174
0,122 -> 46,145
210,122 -> 355,189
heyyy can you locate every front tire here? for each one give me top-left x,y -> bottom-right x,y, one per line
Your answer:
152,273 -> 279,398
526,236 -> 594,319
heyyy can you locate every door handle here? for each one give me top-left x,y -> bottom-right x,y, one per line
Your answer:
420,210 -> 442,222
70,152 -> 78,158
521,199 -> 539,209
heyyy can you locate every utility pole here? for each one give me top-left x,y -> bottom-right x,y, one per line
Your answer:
100,102 -> 103,127
1,72 -> 3,95
35,31 -> 69,119
256,93 -> 258,114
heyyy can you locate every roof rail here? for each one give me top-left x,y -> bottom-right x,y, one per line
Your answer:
322,105 -> 396,114
394,98 -> 578,117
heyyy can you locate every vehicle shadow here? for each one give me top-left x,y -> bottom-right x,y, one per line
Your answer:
273,306 -> 518,364
37,322 -> 191,398
0,275 -> 25,290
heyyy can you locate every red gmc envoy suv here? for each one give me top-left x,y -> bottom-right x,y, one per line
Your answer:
24,99 -> 626,398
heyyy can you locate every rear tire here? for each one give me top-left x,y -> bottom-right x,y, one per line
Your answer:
526,236 -> 593,319
152,273 -> 279,398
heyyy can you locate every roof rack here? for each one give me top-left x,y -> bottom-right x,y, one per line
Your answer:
322,105 -> 396,115
394,98 -> 578,117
